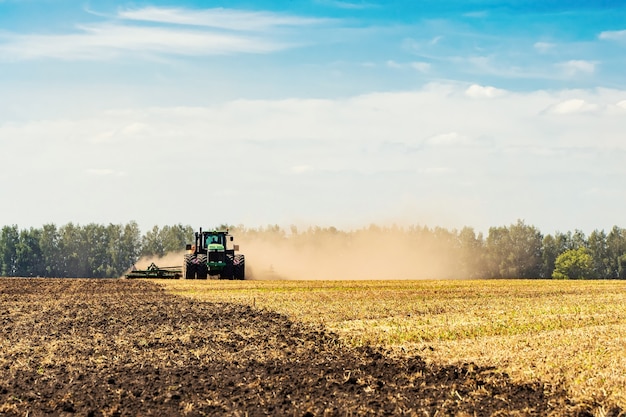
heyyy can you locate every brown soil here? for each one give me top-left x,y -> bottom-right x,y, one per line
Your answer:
0,279 -> 613,416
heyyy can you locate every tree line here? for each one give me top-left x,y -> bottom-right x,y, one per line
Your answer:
0,222 -> 193,278
1,220 -> 626,279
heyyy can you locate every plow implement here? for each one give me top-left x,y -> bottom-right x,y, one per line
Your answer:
125,263 -> 182,279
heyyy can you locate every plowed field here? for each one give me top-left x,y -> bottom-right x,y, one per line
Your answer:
0,279 -> 603,416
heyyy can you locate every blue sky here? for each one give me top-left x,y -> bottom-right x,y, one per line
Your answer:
1,0 -> 625,234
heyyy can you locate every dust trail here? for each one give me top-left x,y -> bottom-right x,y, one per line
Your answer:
237,227 -> 465,280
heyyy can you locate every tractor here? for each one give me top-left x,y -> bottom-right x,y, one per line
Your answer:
183,228 -> 245,280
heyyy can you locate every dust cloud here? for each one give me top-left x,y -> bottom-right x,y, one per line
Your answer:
127,226 -> 469,280
238,227 -> 462,280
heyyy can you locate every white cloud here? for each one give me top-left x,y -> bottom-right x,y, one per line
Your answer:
534,41 -> 555,53
410,62 -> 431,72
558,60 -> 596,76
3,83 -> 626,232
386,60 -> 402,69
465,84 -> 507,98
91,122 -> 152,144
4,84 -> 623,152
386,60 -> 430,72
401,36 -> 442,53
545,98 -> 599,115
599,30 -> 626,42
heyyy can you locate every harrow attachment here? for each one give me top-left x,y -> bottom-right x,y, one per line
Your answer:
125,263 -> 182,279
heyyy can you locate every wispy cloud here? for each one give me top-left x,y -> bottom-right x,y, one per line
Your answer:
463,10 -> 489,18
314,0 -> 379,10
534,41 -> 555,53
117,7 -> 331,31
402,35 -> 443,53
386,60 -> 431,72
410,62 -> 431,72
0,24 -> 289,60
0,6 -> 331,61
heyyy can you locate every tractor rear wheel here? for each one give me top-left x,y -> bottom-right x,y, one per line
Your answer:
196,254 -> 208,279
183,254 -> 196,279
222,254 -> 234,280
233,254 -> 245,280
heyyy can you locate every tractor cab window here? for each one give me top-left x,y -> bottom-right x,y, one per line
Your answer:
206,235 -> 222,246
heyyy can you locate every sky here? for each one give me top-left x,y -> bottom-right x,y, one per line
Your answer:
1,0 -> 625,235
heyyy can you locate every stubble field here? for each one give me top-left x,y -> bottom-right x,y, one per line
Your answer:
161,279 -> 626,415
0,278 -> 624,416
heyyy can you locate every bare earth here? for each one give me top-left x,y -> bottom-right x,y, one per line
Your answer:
0,279 -> 616,416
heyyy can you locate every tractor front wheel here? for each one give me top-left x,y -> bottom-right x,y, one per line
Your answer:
196,254 -> 208,279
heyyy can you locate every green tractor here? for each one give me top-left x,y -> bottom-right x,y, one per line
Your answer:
183,228 -> 245,280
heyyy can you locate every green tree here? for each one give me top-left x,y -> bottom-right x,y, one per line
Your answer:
82,223 -> 111,278
607,226 -> 626,278
484,225 -> 508,278
567,229 -> 587,250
58,223 -> 87,277
618,254 -> 626,279
541,234 -> 558,278
15,228 -> 44,277
161,224 -> 194,253
141,226 -> 165,257
553,247 -> 594,279
102,222 -> 142,276
458,226 -> 485,278
120,221 -> 141,272
0,225 -> 19,276
587,229 -> 609,279
140,224 -> 193,258
105,223 -> 123,277
485,220 -> 543,278
40,224 -> 61,277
